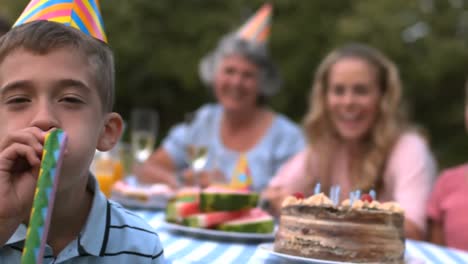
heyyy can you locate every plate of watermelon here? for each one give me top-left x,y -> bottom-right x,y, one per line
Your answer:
163,217 -> 275,240
163,186 -> 276,240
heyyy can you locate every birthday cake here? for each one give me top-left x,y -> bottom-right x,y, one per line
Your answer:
274,192 -> 405,263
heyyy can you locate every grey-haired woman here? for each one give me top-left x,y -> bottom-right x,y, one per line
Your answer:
136,31 -> 305,191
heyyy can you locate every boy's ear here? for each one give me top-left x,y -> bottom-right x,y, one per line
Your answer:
97,112 -> 124,151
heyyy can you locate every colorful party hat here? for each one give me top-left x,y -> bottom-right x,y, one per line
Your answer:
236,3 -> 272,45
230,154 -> 253,190
13,0 -> 107,43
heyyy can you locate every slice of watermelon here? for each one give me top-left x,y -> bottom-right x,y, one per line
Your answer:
200,186 -> 259,212
182,210 -> 248,228
166,200 -> 200,223
175,186 -> 200,202
216,208 -> 274,233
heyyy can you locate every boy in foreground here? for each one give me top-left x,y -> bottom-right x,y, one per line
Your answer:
0,3 -> 165,263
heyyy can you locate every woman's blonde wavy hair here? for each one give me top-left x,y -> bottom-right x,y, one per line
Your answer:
303,43 -> 409,194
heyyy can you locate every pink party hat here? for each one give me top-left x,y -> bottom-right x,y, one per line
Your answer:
236,3 -> 272,45
13,0 -> 107,43
230,154 -> 253,190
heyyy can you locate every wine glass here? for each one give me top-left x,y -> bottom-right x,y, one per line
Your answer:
131,108 -> 158,164
183,112 -> 209,185
186,144 -> 208,172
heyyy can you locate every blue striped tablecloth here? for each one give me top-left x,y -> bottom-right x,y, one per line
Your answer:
132,210 -> 468,264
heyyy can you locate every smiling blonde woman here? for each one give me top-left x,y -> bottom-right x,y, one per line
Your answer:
263,43 -> 437,240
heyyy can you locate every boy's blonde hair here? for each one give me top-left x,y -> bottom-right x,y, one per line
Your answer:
0,20 -> 115,112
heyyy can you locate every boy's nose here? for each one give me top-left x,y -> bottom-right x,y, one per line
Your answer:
30,103 -> 59,131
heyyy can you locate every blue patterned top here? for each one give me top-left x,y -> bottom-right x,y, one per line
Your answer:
162,104 -> 306,191
2,176 -> 165,263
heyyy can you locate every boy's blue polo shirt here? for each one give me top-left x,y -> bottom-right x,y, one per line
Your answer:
0,175 -> 165,263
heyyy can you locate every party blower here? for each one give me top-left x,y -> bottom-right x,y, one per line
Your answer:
21,129 -> 68,264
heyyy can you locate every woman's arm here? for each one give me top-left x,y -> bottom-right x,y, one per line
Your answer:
135,113 -> 195,188
261,149 -> 311,216
405,219 -> 424,240
386,132 -> 437,240
135,148 -> 179,188
261,186 -> 289,216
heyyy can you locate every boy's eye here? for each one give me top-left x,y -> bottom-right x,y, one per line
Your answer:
60,96 -> 85,104
5,96 -> 30,104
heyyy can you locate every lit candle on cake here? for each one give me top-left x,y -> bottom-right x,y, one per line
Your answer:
350,190 -> 361,206
334,186 -> 341,205
328,186 -> 334,201
349,191 -> 355,206
329,186 -> 339,205
356,190 -> 361,200
370,189 -> 376,200
314,183 -> 321,195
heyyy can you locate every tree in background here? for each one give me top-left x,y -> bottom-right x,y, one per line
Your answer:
1,0 -> 467,168
332,0 -> 468,168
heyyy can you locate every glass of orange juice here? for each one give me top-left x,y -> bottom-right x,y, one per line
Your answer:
96,173 -> 114,197
93,151 -> 116,197
113,160 -> 124,182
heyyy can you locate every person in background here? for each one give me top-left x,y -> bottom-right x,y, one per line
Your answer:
426,80 -> 468,251
0,1 -> 164,263
136,3 -> 305,191
262,43 -> 436,240
0,16 -> 10,36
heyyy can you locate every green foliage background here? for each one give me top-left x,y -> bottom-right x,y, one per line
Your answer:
1,0 -> 468,170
